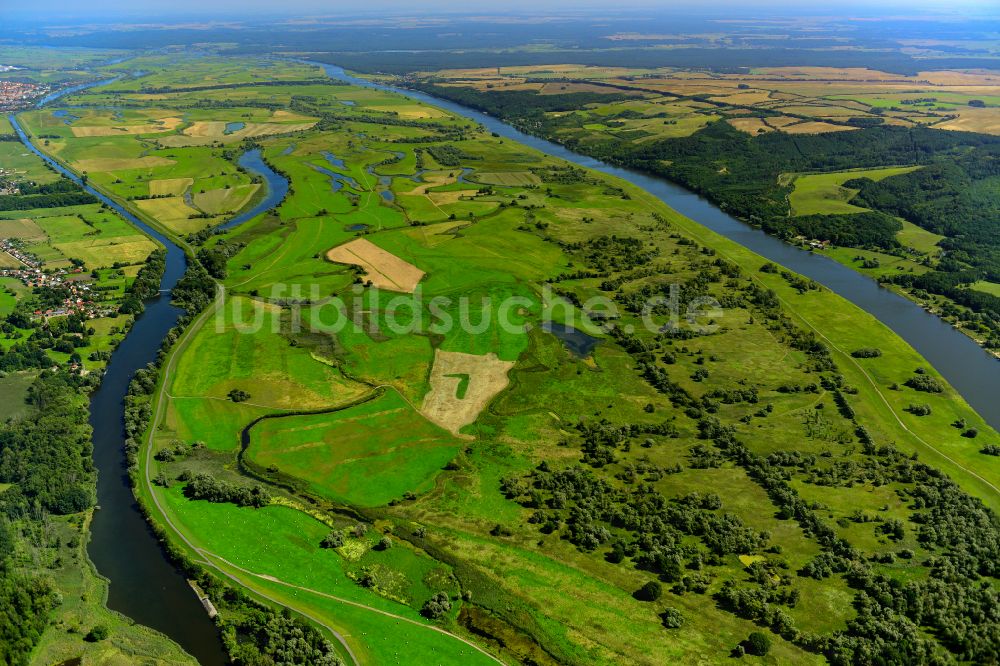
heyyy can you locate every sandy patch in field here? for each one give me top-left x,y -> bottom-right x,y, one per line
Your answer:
272,109 -> 315,122
400,172 -> 457,196
149,177 -> 193,197
72,156 -> 176,172
420,350 -> 514,436
70,117 -> 182,137
325,238 -> 425,293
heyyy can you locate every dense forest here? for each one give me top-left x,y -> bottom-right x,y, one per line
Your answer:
411,82 -> 1000,346
0,178 -> 96,211
0,372 -> 98,665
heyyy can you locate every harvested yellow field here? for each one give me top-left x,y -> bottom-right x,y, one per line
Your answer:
183,121 -> 317,141
135,196 -> 200,224
936,107 -> 1000,135
474,171 -> 541,186
710,90 -> 775,105
538,82 -> 640,96
765,116 -> 805,128
325,238 -> 425,293
727,117 -> 773,134
148,177 -> 193,197
782,121 -> 859,134
918,70 -> 1000,86
427,190 -> 471,206
369,105 -> 446,119
72,156 -> 176,172
777,105 -> 861,117
70,117 -> 182,137
54,238 -> 157,267
751,67 -> 907,81
0,251 -> 24,269
402,221 -> 467,248
0,218 -> 46,241
420,350 -> 515,436
193,184 -> 259,215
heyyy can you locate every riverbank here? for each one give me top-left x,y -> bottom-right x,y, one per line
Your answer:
10,100 -> 228,663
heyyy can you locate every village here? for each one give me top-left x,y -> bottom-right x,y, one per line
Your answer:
0,237 -> 114,320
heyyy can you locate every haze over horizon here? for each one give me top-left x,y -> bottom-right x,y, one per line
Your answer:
5,0 -> 999,22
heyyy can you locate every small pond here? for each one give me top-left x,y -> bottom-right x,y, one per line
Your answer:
543,322 -> 602,357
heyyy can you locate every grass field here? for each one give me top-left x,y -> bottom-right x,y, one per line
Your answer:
248,390 -> 462,506
971,280 -> 1000,297
786,166 -> 921,216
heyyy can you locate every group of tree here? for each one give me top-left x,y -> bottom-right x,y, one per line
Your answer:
182,473 -> 271,508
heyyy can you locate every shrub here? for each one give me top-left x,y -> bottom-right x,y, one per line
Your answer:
904,375 -> 943,393
745,631 -> 771,656
320,531 -> 344,549
84,625 -> 109,642
661,607 -> 684,629
228,388 -> 251,402
851,347 -> 882,358
421,592 -> 452,619
634,580 -> 662,601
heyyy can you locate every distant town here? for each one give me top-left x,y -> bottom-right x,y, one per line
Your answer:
0,78 -> 48,112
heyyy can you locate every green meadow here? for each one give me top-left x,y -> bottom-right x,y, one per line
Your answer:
786,165 -> 921,216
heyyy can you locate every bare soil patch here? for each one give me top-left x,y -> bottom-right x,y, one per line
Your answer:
420,350 -> 514,436
325,237 -> 425,293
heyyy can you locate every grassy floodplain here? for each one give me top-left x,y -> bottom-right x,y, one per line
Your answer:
27,54 -> 1000,665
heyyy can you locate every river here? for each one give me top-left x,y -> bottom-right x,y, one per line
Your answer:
6,91 -> 293,664
314,63 -> 1000,432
